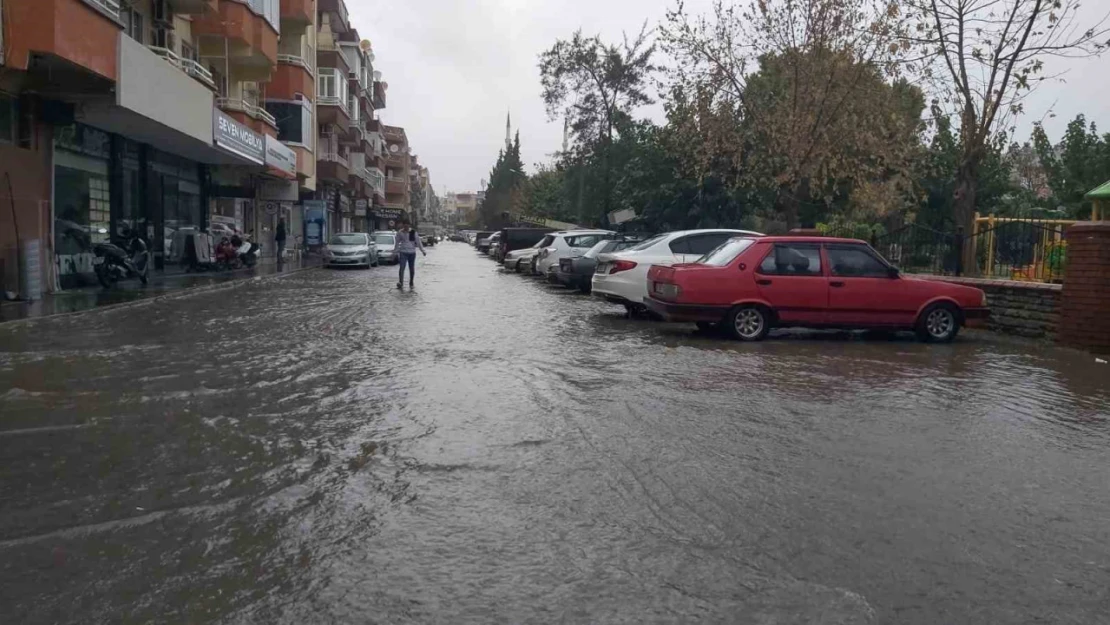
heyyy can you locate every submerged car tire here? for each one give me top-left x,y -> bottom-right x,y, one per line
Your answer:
726,305 -> 771,341
916,302 -> 960,343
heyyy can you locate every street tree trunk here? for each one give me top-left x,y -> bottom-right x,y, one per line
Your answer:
953,157 -> 979,274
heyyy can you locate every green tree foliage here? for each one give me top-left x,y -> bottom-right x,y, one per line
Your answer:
478,133 -> 526,228
539,26 -> 658,224
1033,115 -> 1110,217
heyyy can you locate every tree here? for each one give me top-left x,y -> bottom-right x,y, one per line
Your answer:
1032,114 -> 1110,216
520,165 -> 570,222
478,133 -> 527,228
661,0 -> 920,229
904,0 -> 1109,259
539,26 -> 658,224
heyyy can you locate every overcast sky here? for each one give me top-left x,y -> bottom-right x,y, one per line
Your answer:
351,0 -> 1110,194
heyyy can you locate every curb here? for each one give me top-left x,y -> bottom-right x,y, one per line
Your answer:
0,265 -> 321,328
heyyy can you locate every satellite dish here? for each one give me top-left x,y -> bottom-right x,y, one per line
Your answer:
360,39 -> 372,52
389,144 -> 399,153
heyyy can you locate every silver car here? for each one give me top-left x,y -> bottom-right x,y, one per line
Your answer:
372,232 -> 398,264
324,233 -> 377,268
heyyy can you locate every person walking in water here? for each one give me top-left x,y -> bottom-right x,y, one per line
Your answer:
395,220 -> 426,289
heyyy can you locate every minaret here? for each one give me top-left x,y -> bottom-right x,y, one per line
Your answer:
505,111 -> 512,150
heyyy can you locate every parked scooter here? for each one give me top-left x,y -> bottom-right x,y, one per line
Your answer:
233,234 -> 261,268
93,230 -> 150,288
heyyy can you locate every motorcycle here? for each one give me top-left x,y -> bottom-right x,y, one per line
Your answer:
93,233 -> 150,288
235,236 -> 261,268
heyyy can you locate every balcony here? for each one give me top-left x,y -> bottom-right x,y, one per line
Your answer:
317,151 -> 350,184
148,46 -> 218,91
165,0 -> 216,14
319,0 -> 350,32
385,176 -> 407,196
373,80 -> 387,110
217,97 -> 279,136
316,95 -> 350,128
193,0 -> 278,69
280,0 -> 313,25
270,57 -> 315,100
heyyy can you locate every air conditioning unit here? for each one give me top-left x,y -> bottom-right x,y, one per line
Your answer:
152,0 -> 175,26
153,29 -> 175,51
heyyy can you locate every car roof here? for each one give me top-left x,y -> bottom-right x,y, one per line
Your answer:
334,232 -> 367,236
553,229 -> 615,236
749,235 -> 868,245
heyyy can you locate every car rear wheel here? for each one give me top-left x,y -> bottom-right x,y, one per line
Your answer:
916,303 -> 960,343
726,305 -> 771,341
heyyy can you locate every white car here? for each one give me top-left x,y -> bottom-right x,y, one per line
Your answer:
372,231 -> 398,264
324,232 -> 377,268
503,236 -> 549,272
534,230 -> 615,280
592,229 -> 763,313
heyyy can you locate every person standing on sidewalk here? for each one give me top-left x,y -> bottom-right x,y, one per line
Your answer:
275,218 -> 287,264
395,220 -> 426,289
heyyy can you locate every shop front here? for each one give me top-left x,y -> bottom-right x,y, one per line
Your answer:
53,123 -> 208,289
371,207 -> 406,232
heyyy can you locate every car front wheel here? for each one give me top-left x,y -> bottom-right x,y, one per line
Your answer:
916,303 -> 960,343
726,305 -> 771,341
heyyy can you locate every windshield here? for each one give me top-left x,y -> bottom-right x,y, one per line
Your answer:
373,234 -> 395,245
697,237 -> 757,266
624,234 -> 666,252
330,234 -> 367,246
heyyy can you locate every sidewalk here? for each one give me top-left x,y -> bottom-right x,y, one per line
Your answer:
0,257 -> 321,323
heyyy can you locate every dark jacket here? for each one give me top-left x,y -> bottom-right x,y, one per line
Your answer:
275,221 -> 287,242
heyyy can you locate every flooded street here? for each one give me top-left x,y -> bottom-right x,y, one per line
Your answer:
2,242 -> 1108,624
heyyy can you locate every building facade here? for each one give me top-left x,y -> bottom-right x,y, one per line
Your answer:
0,0 -> 422,297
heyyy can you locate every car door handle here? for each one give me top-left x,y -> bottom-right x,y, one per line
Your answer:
830,281 -> 845,287
756,279 -> 772,285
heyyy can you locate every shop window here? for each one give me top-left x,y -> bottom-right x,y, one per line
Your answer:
0,94 -> 15,143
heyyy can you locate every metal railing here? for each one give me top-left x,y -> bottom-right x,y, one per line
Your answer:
148,46 -> 216,90
84,0 -> 122,18
969,216 -> 1073,283
277,53 -> 315,75
215,97 -> 278,129
317,96 -> 349,116
320,152 -> 349,167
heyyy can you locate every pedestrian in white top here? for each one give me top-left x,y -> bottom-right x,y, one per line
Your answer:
395,220 -> 426,289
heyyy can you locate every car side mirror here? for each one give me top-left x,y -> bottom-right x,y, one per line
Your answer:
887,267 -> 900,279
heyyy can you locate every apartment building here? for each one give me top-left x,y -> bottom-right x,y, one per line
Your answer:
0,0 -> 421,297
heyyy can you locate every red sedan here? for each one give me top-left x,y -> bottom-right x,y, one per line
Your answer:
643,236 -> 990,342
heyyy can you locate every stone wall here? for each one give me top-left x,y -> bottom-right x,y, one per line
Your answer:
920,276 -> 1062,339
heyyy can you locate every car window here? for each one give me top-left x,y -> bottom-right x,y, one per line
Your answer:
373,234 -> 395,245
826,245 -> 890,277
758,244 -> 823,276
697,238 -> 756,267
564,234 -> 604,248
685,233 -> 733,255
668,236 -> 692,254
613,240 -> 640,252
330,234 -> 367,245
537,235 -> 555,248
583,240 -> 613,259
626,234 -> 666,252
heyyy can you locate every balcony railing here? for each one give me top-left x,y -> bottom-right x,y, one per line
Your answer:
320,152 -> 350,168
216,97 -> 279,129
317,95 -> 349,116
277,53 -> 315,75
149,46 -> 217,90
83,0 -> 122,19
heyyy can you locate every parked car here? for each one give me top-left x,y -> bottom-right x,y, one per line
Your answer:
372,231 -> 398,264
535,230 -> 615,281
557,236 -> 645,292
592,229 -> 763,314
475,231 -> 496,253
503,235 -> 551,272
485,232 -> 503,258
497,227 -> 556,262
643,235 -> 990,342
325,232 -> 378,268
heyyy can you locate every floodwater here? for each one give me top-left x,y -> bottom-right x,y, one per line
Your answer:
1,243 -> 1108,624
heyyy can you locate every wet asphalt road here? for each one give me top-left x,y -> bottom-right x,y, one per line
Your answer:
1,242 -> 1108,624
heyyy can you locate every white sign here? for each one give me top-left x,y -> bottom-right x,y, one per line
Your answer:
264,135 -> 297,178
214,110 -> 264,164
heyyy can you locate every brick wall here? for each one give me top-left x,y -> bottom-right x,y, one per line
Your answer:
924,276 -> 1063,339
1058,222 -> 1110,354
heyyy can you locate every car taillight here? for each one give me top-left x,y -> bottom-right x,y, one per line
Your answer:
609,259 -> 638,274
